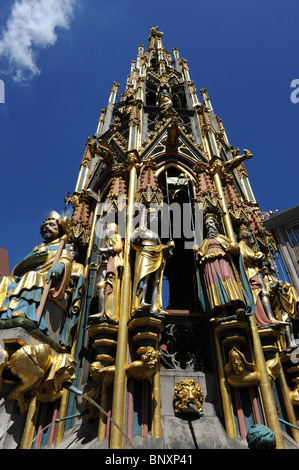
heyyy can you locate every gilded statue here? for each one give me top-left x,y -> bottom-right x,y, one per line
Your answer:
0,211 -> 72,332
238,228 -> 287,326
173,379 -> 204,414
224,347 -> 259,388
158,86 -> 173,110
266,357 -> 281,386
262,258 -> 298,350
289,381 -> 299,405
1,343 -> 76,414
90,223 -> 123,322
89,362 -> 115,385
60,243 -> 85,346
0,343 -> 8,392
193,213 -> 246,316
130,208 -> 174,315
68,243 -> 85,282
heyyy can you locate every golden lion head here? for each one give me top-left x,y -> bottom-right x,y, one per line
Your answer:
39,353 -> 77,402
173,379 -> 204,414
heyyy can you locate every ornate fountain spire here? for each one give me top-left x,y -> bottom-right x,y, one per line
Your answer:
2,26 -> 299,453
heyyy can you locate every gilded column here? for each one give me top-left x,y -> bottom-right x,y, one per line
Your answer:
205,149 -> 285,447
209,158 -> 236,242
249,315 -> 284,448
277,356 -> 299,444
20,397 -> 39,449
54,192 -> 102,446
213,331 -> 237,438
109,150 -> 140,449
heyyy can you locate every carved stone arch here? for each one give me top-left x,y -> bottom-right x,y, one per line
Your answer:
148,52 -> 158,68
155,149 -> 205,173
172,94 -> 182,109
145,74 -> 159,107
90,164 -> 127,214
155,160 -> 197,186
171,84 -> 187,110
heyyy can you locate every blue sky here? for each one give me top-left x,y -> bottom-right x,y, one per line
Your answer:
0,0 -> 298,272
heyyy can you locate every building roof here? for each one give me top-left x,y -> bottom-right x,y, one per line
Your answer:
263,204 -> 299,230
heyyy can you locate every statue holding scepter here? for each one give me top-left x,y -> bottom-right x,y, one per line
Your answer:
0,211 -> 72,332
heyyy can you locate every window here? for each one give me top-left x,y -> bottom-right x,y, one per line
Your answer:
286,223 -> 299,247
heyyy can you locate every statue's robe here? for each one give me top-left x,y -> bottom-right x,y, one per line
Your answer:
130,234 -> 166,313
0,238 -> 72,331
103,233 -> 123,322
198,235 -> 245,312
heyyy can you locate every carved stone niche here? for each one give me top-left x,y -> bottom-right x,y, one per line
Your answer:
212,315 -> 250,350
159,318 -> 208,372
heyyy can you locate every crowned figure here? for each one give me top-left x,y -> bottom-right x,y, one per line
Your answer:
0,211 -> 72,331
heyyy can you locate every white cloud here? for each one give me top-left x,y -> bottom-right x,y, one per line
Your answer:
0,0 -> 77,82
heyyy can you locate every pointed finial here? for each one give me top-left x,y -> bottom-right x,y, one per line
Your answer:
148,26 -> 164,40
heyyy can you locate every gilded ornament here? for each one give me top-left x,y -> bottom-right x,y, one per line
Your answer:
126,150 -> 141,171
222,149 -> 253,173
173,379 -> 204,414
289,381 -> 299,405
224,347 -> 259,388
89,362 -> 115,385
126,347 -> 160,380
266,357 -> 281,385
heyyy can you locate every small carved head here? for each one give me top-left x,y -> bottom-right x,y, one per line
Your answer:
142,347 -> 160,370
51,354 -> 77,393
